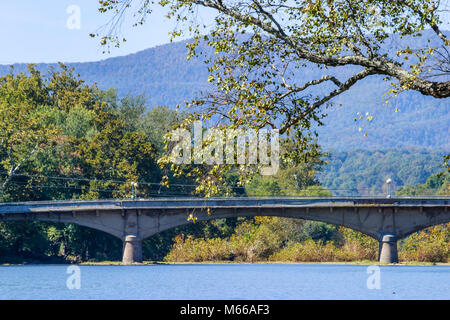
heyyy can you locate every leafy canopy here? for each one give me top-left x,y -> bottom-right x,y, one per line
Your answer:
94,0 -> 450,193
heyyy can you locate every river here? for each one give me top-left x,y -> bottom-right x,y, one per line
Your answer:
0,264 -> 448,300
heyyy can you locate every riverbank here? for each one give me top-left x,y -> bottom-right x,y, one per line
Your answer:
77,260 -> 449,266
2,255 -> 448,266
3,260 -> 449,266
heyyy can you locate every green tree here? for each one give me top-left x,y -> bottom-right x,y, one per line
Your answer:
0,64 -> 174,263
0,66 -> 60,200
75,120 -> 159,199
141,105 -> 183,153
396,172 -> 449,196
396,173 -> 449,262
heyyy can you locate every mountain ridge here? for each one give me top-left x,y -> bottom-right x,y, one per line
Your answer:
1,32 -> 448,151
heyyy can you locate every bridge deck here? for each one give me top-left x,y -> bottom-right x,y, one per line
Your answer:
0,197 -> 448,215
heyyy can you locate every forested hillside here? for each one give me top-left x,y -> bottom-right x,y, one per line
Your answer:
318,149 -> 447,195
0,31 -> 448,151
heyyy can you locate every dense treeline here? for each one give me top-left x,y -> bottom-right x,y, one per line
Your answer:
0,65 -> 448,264
0,64 -> 197,262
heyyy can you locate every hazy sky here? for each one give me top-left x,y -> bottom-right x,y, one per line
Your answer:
1,1 -> 449,65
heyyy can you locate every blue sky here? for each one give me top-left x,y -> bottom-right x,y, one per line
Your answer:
0,0 -> 207,64
1,1 -> 449,65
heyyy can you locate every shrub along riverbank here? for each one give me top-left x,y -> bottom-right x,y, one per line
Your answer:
164,218 -> 449,264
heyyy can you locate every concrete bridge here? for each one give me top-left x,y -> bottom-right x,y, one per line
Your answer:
0,197 -> 449,264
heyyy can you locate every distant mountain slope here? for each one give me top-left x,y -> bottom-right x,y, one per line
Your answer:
1,32 -> 449,151
318,149 -> 447,196
0,39 -> 209,107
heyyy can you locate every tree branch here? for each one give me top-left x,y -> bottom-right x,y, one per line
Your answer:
191,0 -> 450,98
280,68 -> 377,134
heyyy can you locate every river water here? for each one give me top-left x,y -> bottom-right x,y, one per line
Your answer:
0,264 -> 448,300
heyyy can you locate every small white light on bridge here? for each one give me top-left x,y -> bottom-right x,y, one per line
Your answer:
386,178 -> 392,198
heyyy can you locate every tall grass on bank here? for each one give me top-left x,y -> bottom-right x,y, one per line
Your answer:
164,219 -> 449,263
270,229 -> 378,262
399,223 -> 449,263
164,235 -> 233,262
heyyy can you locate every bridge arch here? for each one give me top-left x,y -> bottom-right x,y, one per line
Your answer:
0,219 -> 123,262
140,209 -> 378,240
1,212 -> 125,238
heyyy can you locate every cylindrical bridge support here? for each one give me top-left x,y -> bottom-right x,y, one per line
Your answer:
122,234 -> 143,264
379,233 -> 398,264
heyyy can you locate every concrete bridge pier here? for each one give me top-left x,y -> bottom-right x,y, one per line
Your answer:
378,233 -> 398,264
122,234 -> 143,264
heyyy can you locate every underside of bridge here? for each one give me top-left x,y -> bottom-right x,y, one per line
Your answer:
1,198 -> 449,264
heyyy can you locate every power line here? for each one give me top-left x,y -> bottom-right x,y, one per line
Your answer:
2,181 -> 203,198
3,171 -> 437,196
0,170 -> 246,190
4,180 -> 117,194
0,171 -> 381,192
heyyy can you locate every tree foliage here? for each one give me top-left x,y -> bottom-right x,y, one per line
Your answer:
95,0 -> 450,193
0,64 -> 186,262
0,66 -> 60,197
